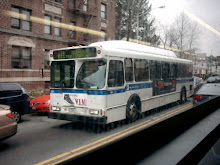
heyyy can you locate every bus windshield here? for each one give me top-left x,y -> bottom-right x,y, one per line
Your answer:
51,61 -> 75,88
76,60 -> 107,89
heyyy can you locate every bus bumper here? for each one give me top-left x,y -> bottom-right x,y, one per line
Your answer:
48,112 -> 107,125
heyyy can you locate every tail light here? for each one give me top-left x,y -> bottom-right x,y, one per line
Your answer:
6,112 -> 14,119
193,95 -> 202,100
27,96 -> 31,102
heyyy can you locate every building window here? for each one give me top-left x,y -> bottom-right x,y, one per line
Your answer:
11,46 -> 32,69
69,22 -> 76,39
101,30 -> 106,41
54,17 -> 61,36
11,6 -> 31,31
101,3 -> 107,19
44,15 -> 52,35
44,49 -> 50,70
83,0 -> 88,11
70,0 -> 76,8
55,0 -> 62,3
84,33 -> 89,41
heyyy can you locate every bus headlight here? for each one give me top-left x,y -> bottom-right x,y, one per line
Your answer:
51,106 -> 60,111
89,109 -> 99,115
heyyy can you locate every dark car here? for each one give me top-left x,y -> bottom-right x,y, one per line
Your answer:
0,104 -> 17,141
0,83 -> 30,123
193,83 -> 220,105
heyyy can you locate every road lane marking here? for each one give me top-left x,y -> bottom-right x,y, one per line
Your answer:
50,103 -> 192,165
36,103 -> 192,165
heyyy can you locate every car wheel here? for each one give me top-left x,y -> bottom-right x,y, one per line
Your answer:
12,111 -> 21,123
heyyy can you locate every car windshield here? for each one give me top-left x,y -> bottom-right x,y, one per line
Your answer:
197,84 -> 220,95
76,60 -> 106,89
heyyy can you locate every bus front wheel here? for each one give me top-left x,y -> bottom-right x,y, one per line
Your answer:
126,96 -> 141,123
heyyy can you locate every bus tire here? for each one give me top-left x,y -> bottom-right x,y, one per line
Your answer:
180,87 -> 187,104
126,95 -> 141,123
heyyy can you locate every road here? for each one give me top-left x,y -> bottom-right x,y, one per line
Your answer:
0,101 -> 193,165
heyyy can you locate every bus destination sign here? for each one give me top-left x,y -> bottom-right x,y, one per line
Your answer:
53,47 -> 97,59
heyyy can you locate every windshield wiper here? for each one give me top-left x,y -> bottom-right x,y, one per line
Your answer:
59,79 -> 66,88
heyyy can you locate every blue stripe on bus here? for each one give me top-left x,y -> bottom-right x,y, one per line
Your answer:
176,78 -> 194,84
50,82 -> 152,95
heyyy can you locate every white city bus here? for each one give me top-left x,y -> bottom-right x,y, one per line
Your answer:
48,40 -> 193,124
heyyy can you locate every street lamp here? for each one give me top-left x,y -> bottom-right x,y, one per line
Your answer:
136,5 -> 165,42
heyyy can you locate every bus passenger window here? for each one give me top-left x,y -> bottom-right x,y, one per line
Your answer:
162,62 -> 170,79
125,58 -> 133,82
156,61 -> 161,80
179,64 -> 184,78
188,64 -> 193,77
171,63 -> 178,79
108,60 -> 124,87
134,59 -> 149,82
150,60 -> 155,80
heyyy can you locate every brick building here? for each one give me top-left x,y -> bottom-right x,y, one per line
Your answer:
0,0 -> 116,92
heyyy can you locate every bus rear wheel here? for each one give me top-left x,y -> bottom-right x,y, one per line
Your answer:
126,97 -> 141,123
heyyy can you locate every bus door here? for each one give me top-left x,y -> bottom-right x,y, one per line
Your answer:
107,60 -> 125,108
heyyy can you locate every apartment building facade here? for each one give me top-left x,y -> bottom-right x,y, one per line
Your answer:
0,0 -> 116,92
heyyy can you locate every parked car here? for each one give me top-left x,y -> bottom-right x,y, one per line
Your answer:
30,95 -> 50,115
207,76 -> 220,83
0,104 -> 17,141
0,83 -> 31,123
193,83 -> 220,105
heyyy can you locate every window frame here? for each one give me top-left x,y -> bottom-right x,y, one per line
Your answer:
11,46 -> 32,69
83,0 -> 89,12
54,17 -> 62,37
101,30 -> 106,41
69,21 -> 76,39
44,15 -> 52,35
44,49 -> 50,70
55,0 -> 62,3
101,3 -> 107,19
11,5 -> 31,31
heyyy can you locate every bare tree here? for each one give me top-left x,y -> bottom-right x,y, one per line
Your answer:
159,12 -> 200,57
187,22 -> 200,52
159,24 -> 177,49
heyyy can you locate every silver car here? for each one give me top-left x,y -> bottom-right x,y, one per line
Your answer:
193,83 -> 220,105
0,105 -> 17,141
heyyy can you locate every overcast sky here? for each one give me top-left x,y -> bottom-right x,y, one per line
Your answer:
149,0 -> 220,57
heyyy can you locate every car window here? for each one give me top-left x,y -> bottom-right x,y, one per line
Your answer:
0,84 -> 22,97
